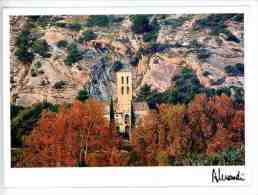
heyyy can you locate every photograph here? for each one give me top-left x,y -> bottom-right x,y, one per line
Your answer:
9,14 -> 245,168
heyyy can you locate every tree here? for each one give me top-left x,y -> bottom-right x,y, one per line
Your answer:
130,15 -> 152,34
131,101 -> 136,128
15,99 -> 126,167
136,84 -> 153,101
32,39 -> 51,58
86,16 -> 110,27
15,48 -> 34,64
57,40 -> 68,48
77,89 -> 90,102
64,43 -> 83,65
15,30 -> 34,63
109,97 -> 115,137
17,99 -> 109,167
79,31 -> 97,43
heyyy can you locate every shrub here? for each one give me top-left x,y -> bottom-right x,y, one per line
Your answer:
11,104 -> 24,120
223,30 -> 240,43
56,22 -> 66,28
86,16 -> 110,27
15,48 -> 34,63
77,89 -> 90,102
31,69 -> 37,77
143,30 -> 158,42
32,39 -> 51,58
203,71 -> 210,77
53,80 -> 66,89
78,31 -> 97,43
15,31 -> 31,49
163,17 -> 186,28
64,43 -> 83,65
130,15 -> 152,34
224,63 -> 244,76
66,23 -> 81,31
57,40 -> 68,48
136,84 -> 153,102
15,31 -> 34,63
210,77 -> 225,86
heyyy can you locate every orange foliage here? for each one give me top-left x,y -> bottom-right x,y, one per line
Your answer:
16,93 -> 244,167
19,98 -> 123,167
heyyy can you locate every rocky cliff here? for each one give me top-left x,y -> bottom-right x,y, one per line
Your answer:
10,14 -> 244,106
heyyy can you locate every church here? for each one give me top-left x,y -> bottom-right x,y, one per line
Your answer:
103,65 -> 149,139
115,66 -> 133,138
112,65 -> 149,139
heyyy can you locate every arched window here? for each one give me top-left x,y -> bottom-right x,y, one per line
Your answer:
126,76 -> 129,84
125,114 -> 129,121
121,76 -> 124,84
127,86 -> 129,94
121,86 -> 124,95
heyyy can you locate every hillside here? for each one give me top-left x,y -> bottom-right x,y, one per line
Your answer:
10,14 -> 244,106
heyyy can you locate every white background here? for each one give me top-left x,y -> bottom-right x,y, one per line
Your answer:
1,0 -> 258,195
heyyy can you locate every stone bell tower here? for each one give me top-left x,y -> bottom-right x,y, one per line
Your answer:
116,66 -> 132,137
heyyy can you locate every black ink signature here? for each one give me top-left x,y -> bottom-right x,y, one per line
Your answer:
212,168 -> 245,183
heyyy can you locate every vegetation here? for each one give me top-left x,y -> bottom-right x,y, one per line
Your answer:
57,40 -> 68,48
32,39 -> 51,58
11,14 -> 244,167
78,31 -> 97,43
64,43 -> 83,65
130,15 -> 153,34
53,80 -> 66,89
66,23 -> 82,31
11,91 -> 244,167
136,67 -> 204,108
224,63 -> 244,76
193,14 -> 241,43
77,89 -> 90,102
131,94 -> 244,166
11,101 -> 59,148
15,31 -> 34,63
86,15 -> 110,27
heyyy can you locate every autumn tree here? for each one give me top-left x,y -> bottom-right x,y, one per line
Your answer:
18,99 -> 116,167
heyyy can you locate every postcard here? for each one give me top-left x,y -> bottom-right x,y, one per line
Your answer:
1,1 -> 257,190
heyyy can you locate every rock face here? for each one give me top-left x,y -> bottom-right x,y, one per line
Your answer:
10,14 -> 244,107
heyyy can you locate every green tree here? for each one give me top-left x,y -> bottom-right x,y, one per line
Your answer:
15,30 -> 34,63
77,89 -> 90,102
57,40 -> 68,48
64,43 -> 83,65
109,97 -> 115,122
131,101 -> 136,128
78,31 -> 97,43
32,39 -> 51,58
86,16 -> 110,27
15,49 -> 34,63
136,84 -> 152,101
130,15 -> 152,34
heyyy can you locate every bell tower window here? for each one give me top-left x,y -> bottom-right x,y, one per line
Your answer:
121,76 -> 124,84
121,86 -> 124,95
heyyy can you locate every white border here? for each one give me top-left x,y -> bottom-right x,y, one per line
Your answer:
1,1 -> 257,191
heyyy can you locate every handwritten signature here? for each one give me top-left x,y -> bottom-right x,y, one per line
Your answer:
212,168 -> 245,183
